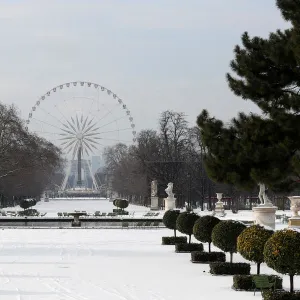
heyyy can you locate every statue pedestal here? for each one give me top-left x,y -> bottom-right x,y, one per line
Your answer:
150,197 -> 159,211
165,197 -> 176,211
289,217 -> 300,228
214,201 -> 225,216
253,205 -> 277,230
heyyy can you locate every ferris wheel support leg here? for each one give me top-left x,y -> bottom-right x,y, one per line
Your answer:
87,161 -> 99,190
61,160 -> 72,191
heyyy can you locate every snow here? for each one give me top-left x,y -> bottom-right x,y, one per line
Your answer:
0,199 -> 296,299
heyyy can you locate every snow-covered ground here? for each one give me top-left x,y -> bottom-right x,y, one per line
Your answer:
0,199 -> 294,299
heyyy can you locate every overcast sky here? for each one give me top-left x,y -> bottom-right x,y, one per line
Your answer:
0,0 -> 290,133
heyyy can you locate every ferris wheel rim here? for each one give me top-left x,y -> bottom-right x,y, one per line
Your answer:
25,80 -> 137,143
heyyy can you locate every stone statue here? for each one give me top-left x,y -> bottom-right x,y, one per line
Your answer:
165,182 -> 174,198
151,180 -> 158,197
258,183 -> 272,205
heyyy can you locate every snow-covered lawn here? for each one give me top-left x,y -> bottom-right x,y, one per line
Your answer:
0,228 -> 288,300
0,199 -> 294,299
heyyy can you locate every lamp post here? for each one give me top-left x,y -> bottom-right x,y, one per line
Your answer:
187,172 -> 191,209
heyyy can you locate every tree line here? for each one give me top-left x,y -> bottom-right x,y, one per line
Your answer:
99,111 -> 286,210
0,103 -> 63,208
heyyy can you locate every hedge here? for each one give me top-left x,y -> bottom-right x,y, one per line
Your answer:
209,262 -> 250,275
175,243 -> 203,253
263,290 -> 300,300
191,251 -> 225,263
232,275 -> 282,291
162,236 -> 187,245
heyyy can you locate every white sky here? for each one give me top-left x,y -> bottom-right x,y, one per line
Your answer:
0,0 -> 290,134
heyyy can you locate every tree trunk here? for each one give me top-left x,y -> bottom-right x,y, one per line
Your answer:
189,235 -> 191,244
257,263 -> 261,275
290,274 -> 294,293
208,242 -> 211,253
230,252 -> 233,263
174,228 -> 176,237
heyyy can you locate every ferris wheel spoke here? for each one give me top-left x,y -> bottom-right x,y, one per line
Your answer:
81,116 -> 89,131
97,116 -> 128,130
97,127 -> 132,134
34,131 -> 62,136
82,140 -> 94,154
32,118 -> 64,132
38,107 -> 66,128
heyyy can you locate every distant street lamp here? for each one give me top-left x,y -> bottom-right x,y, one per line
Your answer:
187,172 -> 191,209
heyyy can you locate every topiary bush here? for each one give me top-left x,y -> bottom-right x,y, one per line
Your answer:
212,220 -> 246,263
232,275 -> 282,291
175,243 -> 203,253
262,290 -> 300,300
237,225 -> 273,274
162,236 -> 187,245
209,262 -> 250,275
264,229 -> 300,293
193,215 -> 220,252
191,251 -> 225,263
176,212 -> 199,243
113,199 -> 128,211
163,210 -> 180,237
20,199 -> 37,210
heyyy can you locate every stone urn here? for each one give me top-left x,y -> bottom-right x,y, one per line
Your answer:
288,196 -> 300,217
214,193 -> 225,216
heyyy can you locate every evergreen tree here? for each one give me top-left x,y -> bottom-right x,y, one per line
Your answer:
197,1 -> 300,196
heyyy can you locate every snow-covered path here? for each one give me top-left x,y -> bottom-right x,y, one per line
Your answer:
0,228 -> 293,300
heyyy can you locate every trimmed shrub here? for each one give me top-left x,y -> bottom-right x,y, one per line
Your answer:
237,225 -> 273,274
175,243 -> 203,253
163,210 -> 180,237
113,199 -> 129,210
162,236 -> 187,245
264,229 -> 300,293
191,251 -> 225,263
20,199 -> 37,210
209,262 -> 250,275
193,215 -> 220,252
176,212 -> 199,243
262,290 -> 300,300
232,275 -> 282,291
212,220 -> 246,263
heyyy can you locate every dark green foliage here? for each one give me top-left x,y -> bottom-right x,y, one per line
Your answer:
176,212 -> 199,243
264,229 -> 300,293
193,215 -> 220,252
20,199 -> 37,210
237,225 -> 273,274
191,251 -> 225,263
263,290 -> 300,300
197,111 -> 300,193
209,262 -> 250,275
212,220 -> 246,263
175,243 -> 203,253
113,199 -> 129,210
162,236 -> 187,245
163,210 -> 180,237
232,275 -> 282,291
196,1 -> 300,194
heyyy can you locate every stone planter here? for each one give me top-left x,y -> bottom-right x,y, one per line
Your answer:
287,196 -> 300,227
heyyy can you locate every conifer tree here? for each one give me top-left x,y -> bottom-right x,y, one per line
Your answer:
197,1 -> 300,197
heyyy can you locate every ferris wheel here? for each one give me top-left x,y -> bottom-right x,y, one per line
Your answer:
26,81 -> 137,192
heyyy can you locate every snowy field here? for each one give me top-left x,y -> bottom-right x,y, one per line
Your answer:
0,199 -> 293,299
